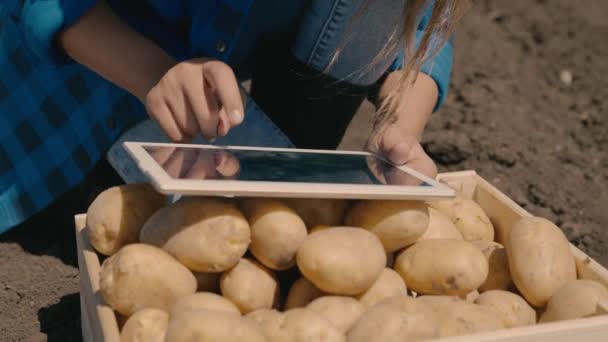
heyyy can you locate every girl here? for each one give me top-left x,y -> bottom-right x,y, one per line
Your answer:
0,0 -> 468,234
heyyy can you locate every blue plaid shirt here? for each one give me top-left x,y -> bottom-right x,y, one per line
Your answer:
0,0 -> 452,233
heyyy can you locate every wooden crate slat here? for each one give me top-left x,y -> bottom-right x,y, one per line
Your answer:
75,215 -> 121,342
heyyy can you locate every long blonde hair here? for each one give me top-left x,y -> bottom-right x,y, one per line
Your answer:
373,0 -> 470,131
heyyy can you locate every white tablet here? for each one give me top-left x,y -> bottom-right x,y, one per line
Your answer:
122,142 -> 455,200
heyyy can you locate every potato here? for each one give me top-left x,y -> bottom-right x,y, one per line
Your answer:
284,277 -> 326,310
252,308 -> 345,342
394,239 -> 488,296
220,258 -> 280,314
475,290 -> 536,328
192,271 -> 220,293
540,280 -> 608,323
140,197 -> 250,272
344,200 -> 429,252
416,295 -> 464,307
306,296 -> 364,332
507,217 -> 576,307
347,296 -> 439,342
356,268 -> 407,309
86,183 -> 165,256
165,309 -> 266,342
429,194 -> 494,241
99,244 -> 196,316
283,198 -> 347,228
418,207 -> 463,241
296,227 -> 386,295
465,290 -> 480,302
240,199 -> 307,270
120,308 -> 168,342
471,240 -> 513,292
417,295 -> 505,337
245,309 -> 283,325
170,292 -> 241,317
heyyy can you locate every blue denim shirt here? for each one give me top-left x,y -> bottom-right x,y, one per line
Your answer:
0,0 -> 453,233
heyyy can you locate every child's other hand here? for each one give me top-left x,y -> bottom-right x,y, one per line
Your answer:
367,124 -> 437,184
145,59 -> 244,142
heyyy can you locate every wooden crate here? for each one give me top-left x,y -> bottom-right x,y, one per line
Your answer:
75,170 -> 608,342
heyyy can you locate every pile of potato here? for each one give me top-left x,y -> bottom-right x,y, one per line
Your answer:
86,183 -> 608,342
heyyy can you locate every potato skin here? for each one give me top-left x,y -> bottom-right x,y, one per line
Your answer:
99,244 -> 196,316
356,268 -> 407,309
170,292 -> 241,317
252,308 -> 345,342
471,241 -> 513,292
240,198 -> 307,270
394,239 -> 488,296
416,295 -> 465,306
429,195 -> 494,241
86,183 -> 165,256
474,290 -> 536,328
140,197 -> 250,272
344,200 -> 429,252
540,280 -> 608,323
418,207 -> 463,241
347,296 -> 439,342
220,258 -> 280,314
283,198 -> 347,228
507,217 -> 577,307
165,309 -> 266,342
120,308 -> 168,342
284,277 -> 326,310
416,296 -> 505,337
296,227 -> 386,295
306,296 -> 364,332
245,309 -> 282,325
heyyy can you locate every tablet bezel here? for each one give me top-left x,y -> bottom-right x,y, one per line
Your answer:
123,141 -> 456,200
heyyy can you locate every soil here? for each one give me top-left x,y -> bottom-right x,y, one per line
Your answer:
343,0 -> 608,264
1,0 -> 607,341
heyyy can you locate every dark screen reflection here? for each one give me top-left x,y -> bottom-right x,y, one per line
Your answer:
144,146 -> 430,186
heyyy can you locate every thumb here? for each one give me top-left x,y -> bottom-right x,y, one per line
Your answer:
377,126 -> 417,165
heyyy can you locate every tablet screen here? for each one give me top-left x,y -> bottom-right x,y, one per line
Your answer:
142,146 -> 431,187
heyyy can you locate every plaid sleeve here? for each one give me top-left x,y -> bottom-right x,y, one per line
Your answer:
20,0 -> 97,63
388,3 -> 454,112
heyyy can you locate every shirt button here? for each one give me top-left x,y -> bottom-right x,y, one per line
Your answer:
216,40 -> 227,53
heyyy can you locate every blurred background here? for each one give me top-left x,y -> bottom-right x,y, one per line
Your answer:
342,0 -> 608,265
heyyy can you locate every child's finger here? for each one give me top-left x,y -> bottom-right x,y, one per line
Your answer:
183,78 -> 219,140
384,141 -> 413,166
146,99 -> 186,142
162,85 -> 198,137
379,126 -> 416,165
203,62 -> 244,126
217,108 -> 231,136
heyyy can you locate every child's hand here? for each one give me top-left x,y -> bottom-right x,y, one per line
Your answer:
367,124 -> 437,184
145,58 -> 244,142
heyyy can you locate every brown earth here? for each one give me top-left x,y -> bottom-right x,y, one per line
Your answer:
1,0 -> 607,341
